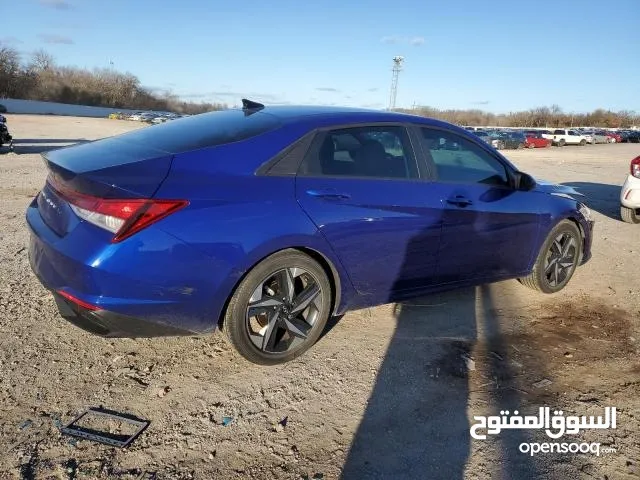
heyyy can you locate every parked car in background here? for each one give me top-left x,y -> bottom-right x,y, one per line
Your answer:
620,131 -> 640,143
497,130 -> 527,149
620,155 -> 640,224
536,129 -> 555,144
139,113 -> 156,123
552,129 -> 587,146
472,130 -> 502,149
26,101 -> 594,364
579,132 -> 595,144
587,130 -> 610,144
524,131 -> 552,148
605,131 -> 622,143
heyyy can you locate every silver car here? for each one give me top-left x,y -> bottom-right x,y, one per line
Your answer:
588,131 -> 611,144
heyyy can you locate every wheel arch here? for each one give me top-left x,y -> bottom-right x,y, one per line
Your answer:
556,214 -> 590,265
216,245 -> 348,330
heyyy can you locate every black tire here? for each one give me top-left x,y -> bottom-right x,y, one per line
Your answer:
221,249 -> 332,365
621,206 -> 640,224
558,139 -> 566,147
580,139 -> 586,146
518,220 -> 582,294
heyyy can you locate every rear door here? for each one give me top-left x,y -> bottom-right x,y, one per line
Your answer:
295,124 -> 443,299
414,126 -> 541,284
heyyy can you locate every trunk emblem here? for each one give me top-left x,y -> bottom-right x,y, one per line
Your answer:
41,190 -> 59,211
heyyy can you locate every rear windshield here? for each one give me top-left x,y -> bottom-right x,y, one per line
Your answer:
107,109 -> 281,153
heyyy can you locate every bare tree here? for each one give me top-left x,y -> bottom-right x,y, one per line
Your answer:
0,45 -> 22,97
29,49 -> 55,72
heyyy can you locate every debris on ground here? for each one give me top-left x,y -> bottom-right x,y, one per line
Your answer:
462,355 -> 476,371
18,420 -> 32,430
273,416 -> 288,432
222,416 -> 233,426
60,407 -> 150,448
532,378 -> 553,389
156,386 -> 171,398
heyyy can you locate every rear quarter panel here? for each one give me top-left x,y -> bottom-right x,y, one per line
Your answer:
154,140 -> 357,323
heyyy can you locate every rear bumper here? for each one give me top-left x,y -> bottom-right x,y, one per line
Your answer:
53,291 -> 192,337
26,197 -> 224,335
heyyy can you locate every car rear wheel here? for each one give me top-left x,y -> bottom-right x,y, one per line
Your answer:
528,142 -> 535,149
580,139 -> 586,146
518,220 -> 582,294
558,139 -> 566,147
222,249 -> 332,365
621,206 -> 640,224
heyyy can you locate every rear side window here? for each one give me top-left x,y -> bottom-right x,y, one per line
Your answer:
299,125 -> 418,179
105,110 -> 281,153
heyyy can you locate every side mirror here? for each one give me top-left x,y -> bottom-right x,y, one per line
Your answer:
514,171 -> 536,191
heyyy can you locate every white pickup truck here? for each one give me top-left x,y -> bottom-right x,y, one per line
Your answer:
551,129 -> 588,147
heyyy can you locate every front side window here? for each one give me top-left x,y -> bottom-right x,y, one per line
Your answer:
420,128 -> 510,186
299,126 -> 417,179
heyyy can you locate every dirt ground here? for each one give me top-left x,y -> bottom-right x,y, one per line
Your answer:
0,115 -> 639,480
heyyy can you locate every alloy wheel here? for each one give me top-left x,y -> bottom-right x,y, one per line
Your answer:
544,232 -> 578,287
245,267 -> 323,354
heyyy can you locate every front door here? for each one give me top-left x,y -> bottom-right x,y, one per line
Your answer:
415,127 -> 541,284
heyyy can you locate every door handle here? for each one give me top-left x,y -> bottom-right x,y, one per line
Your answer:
446,195 -> 473,207
306,189 -> 351,200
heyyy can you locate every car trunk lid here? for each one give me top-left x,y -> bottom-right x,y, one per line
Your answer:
38,137 -> 173,237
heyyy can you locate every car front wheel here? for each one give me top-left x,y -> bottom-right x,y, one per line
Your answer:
518,220 -> 582,293
222,249 -> 332,365
621,206 -> 640,224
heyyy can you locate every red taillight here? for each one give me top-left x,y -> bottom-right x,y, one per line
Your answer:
631,156 -> 640,179
57,289 -> 99,311
111,199 -> 189,242
47,174 -> 188,242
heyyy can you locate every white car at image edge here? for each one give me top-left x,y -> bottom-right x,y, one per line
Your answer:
621,155 -> 640,223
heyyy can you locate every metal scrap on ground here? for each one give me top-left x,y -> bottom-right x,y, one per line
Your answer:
59,407 -> 150,448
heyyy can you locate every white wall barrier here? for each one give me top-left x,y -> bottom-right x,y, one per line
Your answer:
0,98 -> 140,118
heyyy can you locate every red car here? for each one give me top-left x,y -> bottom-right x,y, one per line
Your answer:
606,132 -> 622,143
525,133 -> 552,148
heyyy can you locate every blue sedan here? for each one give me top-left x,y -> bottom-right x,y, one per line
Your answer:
27,100 -> 594,364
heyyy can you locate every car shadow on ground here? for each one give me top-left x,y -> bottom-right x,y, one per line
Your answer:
340,228 -> 547,479
562,182 -> 621,221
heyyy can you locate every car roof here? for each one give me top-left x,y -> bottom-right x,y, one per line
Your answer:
239,104 -> 453,128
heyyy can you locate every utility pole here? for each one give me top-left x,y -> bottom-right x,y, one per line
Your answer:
388,56 -> 404,111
